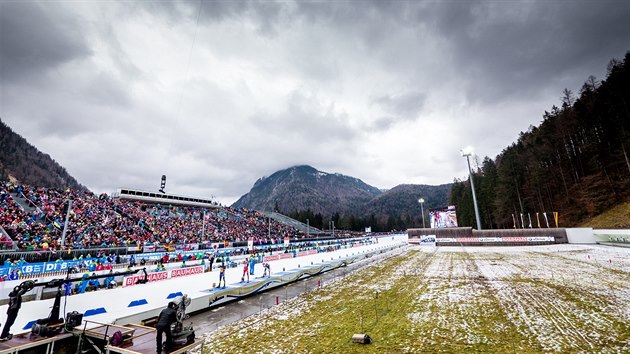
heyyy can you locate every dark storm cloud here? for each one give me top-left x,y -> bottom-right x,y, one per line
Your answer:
293,0 -> 419,53
142,0 -> 243,22
409,0 -> 630,102
294,0 -> 629,103
1,1 -> 138,143
3,0 -> 629,202
0,1 -> 91,83
370,117 -> 395,131
373,91 -> 426,120
295,0 -> 408,27
249,90 -> 357,142
135,0 -> 630,104
3,61 -> 135,141
145,0 -> 411,41
139,0 -> 285,35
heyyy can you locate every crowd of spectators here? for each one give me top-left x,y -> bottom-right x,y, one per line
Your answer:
0,181 -> 301,253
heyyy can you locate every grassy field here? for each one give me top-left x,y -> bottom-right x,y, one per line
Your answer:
580,200 -> 630,229
194,245 -> 630,353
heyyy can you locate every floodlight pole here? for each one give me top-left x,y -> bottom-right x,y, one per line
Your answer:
418,198 -> 426,228
202,209 -> 206,240
463,153 -> 482,230
61,200 -> 72,247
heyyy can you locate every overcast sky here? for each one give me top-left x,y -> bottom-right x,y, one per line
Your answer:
1,0 -> 628,205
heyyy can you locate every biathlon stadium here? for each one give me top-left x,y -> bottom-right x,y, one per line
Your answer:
1,182 -> 629,353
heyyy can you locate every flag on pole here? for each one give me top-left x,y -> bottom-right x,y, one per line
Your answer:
528,213 -> 532,228
512,214 -> 516,229
553,212 -> 559,227
520,213 -> 525,229
543,212 -> 550,228
536,212 -> 541,228
53,220 -> 62,229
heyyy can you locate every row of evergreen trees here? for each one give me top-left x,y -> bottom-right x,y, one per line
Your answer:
287,209 -> 417,233
451,52 -> 630,228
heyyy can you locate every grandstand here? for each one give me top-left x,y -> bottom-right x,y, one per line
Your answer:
0,181 -> 362,265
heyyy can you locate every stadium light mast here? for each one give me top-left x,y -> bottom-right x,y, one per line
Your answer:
418,198 -> 426,228
201,209 -> 206,240
60,200 -> 72,247
461,147 -> 482,230
159,175 -> 166,194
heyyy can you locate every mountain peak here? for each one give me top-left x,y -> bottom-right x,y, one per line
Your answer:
232,165 -> 452,230
288,165 -> 318,173
232,165 -> 382,215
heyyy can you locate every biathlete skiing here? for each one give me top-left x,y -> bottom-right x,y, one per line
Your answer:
263,262 -> 271,277
241,258 -> 249,283
217,262 -> 226,288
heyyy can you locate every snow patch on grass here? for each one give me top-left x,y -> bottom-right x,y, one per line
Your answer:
194,244 -> 630,353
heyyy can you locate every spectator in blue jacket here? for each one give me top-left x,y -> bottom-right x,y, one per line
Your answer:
88,273 -> 100,290
63,282 -> 73,295
105,270 -> 115,289
77,273 -> 89,293
249,256 -> 255,275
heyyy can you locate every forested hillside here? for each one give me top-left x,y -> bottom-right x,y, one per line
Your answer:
287,183 -> 451,232
0,119 -> 86,191
234,165 -> 451,232
451,52 -> 630,228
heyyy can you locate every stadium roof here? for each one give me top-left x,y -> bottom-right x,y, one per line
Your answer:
113,188 -> 221,208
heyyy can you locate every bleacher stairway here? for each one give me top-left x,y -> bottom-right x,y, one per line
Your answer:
10,192 -> 38,215
262,211 -> 325,236
1,192 -> 38,250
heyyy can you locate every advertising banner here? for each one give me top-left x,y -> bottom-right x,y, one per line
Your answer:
527,237 -> 555,242
143,245 -> 157,253
174,244 -> 198,251
123,271 -> 169,287
170,266 -> 204,278
420,235 -> 436,243
263,255 -> 280,262
123,265 -> 204,286
435,236 -> 555,243
1,259 -> 86,277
